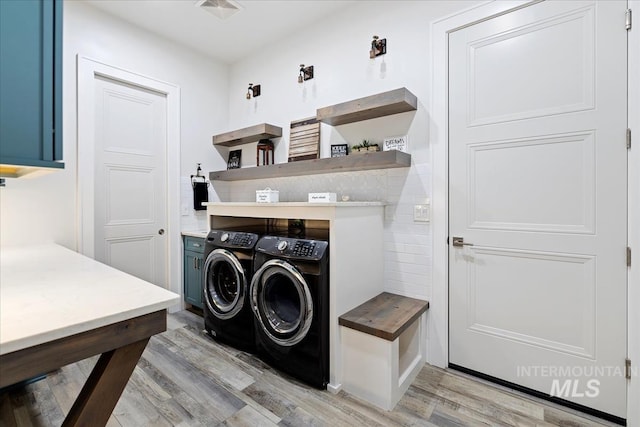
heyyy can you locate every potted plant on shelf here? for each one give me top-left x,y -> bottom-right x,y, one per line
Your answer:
351,139 -> 380,154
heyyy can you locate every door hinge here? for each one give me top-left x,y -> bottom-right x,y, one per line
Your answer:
626,358 -> 632,380
628,247 -> 632,267
627,9 -> 632,31
627,128 -> 632,150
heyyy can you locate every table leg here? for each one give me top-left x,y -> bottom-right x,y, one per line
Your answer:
62,338 -> 150,427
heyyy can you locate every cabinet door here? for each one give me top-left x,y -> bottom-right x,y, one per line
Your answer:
184,250 -> 203,309
0,0 -> 63,168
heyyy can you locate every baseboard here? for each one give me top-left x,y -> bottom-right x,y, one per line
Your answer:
327,382 -> 342,394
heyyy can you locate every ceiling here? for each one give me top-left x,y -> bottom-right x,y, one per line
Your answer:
85,0 -> 357,64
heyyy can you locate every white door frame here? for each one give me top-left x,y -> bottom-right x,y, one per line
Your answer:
77,56 -> 182,311
626,2 -> 639,424
430,1 -> 638,424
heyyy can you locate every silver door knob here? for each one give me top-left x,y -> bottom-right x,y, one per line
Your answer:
452,236 -> 473,247
158,229 -> 165,235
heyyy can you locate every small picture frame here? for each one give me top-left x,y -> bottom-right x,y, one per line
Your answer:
383,135 -> 409,153
331,144 -> 348,157
227,149 -> 242,169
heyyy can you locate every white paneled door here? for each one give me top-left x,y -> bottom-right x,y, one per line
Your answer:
93,75 -> 168,287
449,0 -> 627,418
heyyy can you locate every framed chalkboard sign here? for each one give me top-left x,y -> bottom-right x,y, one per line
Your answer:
331,144 -> 348,157
227,149 -> 241,169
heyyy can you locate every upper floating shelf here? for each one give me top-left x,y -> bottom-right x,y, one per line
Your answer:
212,123 -> 282,147
209,150 -> 411,182
316,87 -> 418,126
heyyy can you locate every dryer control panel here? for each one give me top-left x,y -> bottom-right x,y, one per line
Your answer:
256,236 -> 328,261
206,230 -> 259,250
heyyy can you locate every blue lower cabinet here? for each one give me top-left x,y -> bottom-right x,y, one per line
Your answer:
183,236 -> 204,309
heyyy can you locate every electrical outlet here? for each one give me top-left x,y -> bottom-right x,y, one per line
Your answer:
414,204 -> 430,222
181,205 -> 190,216
384,205 -> 396,221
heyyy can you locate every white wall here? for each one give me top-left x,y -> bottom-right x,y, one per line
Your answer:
0,1 -> 229,248
220,0 -> 480,300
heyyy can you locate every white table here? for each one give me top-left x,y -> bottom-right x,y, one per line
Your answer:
0,244 -> 179,426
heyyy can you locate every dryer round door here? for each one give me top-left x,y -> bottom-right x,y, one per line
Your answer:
204,249 -> 246,320
250,259 -> 313,347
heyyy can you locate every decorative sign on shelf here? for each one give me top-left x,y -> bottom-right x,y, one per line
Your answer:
383,135 -> 409,153
227,149 -> 242,169
331,144 -> 348,157
288,117 -> 320,162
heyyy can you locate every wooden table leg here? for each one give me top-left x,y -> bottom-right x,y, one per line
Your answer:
62,338 -> 150,427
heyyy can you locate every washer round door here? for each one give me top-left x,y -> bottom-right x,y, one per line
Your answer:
250,259 -> 313,347
204,249 -> 246,320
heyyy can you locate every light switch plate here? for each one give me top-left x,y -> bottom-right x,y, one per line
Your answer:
413,204 -> 430,222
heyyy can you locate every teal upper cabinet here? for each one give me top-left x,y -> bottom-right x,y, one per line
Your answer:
0,0 -> 63,176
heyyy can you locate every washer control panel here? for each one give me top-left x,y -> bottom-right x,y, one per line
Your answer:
206,230 -> 258,249
291,240 -> 316,257
256,236 -> 328,261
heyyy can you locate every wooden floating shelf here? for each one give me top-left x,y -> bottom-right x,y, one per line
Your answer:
212,123 -> 282,147
316,87 -> 418,126
209,150 -> 411,182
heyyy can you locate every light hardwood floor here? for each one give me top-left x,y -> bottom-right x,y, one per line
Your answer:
0,310 -> 619,426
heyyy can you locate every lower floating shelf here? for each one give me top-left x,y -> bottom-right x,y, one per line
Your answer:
209,150 -> 411,182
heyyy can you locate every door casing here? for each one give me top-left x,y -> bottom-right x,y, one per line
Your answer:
77,56 -> 182,309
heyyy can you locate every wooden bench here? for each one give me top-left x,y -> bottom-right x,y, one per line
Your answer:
338,292 -> 429,410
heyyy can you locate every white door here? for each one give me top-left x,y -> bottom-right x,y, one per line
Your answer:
449,0 -> 627,419
93,75 -> 168,287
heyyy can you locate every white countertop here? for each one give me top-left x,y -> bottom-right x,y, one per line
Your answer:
203,202 -> 385,207
181,230 -> 209,238
0,244 -> 180,355
205,201 -> 386,222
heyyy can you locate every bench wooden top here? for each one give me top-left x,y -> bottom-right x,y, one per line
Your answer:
338,292 -> 429,341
